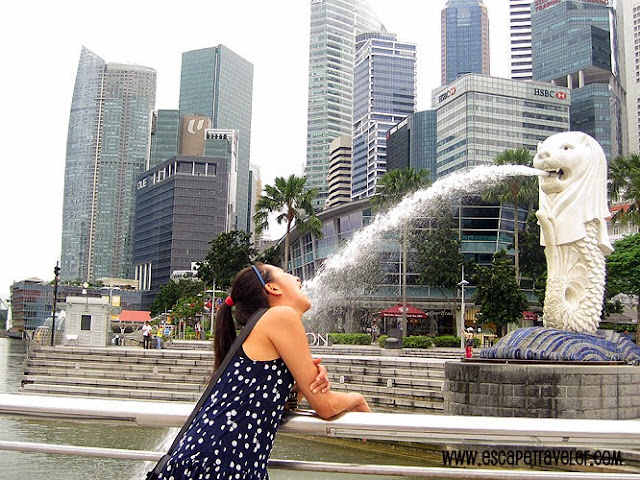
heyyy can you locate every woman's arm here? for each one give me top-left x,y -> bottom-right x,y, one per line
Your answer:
265,306 -> 370,419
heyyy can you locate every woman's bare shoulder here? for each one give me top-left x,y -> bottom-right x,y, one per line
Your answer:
262,305 -> 299,323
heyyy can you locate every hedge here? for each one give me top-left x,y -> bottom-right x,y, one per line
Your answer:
328,333 -> 371,345
403,336 -> 433,349
432,335 -> 461,347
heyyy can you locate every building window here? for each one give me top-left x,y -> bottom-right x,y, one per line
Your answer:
81,314 -> 91,331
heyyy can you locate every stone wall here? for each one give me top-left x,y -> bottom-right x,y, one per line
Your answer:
444,361 -> 640,420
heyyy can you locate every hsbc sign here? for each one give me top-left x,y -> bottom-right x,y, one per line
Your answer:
437,86 -> 457,104
533,88 -> 567,100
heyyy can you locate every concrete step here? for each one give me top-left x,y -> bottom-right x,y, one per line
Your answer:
23,366 -> 210,384
22,374 -> 205,392
25,359 -> 211,376
21,383 -> 200,402
322,363 -> 445,380
328,372 -> 443,389
330,382 -> 443,402
28,351 -> 212,366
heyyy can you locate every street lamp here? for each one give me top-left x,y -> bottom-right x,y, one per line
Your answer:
50,262 -> 60,347
457,265 -> 469,349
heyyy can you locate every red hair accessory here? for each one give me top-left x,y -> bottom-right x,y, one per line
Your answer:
225,296 -> 234,307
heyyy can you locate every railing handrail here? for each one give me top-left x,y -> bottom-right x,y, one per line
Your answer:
0,440 -> 637,479
1,393 -> 640,448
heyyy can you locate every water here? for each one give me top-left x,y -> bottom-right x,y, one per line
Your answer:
304,164 -> 542,328
0,338 -> 440,479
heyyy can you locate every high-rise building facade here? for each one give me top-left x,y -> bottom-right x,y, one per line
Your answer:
60,47 -> 156,283
351,32 -> 417,200
531,0 -> 626,160
510,0 -> 533,80
305,0 -> 385,210
625,0 -> 640,153
149,109 -> 180,169
386,110 -> 438,180
133,130 -> 237,308
433,74 -> 569,178
179,45 -> 253,232
441,0 -> 490,85
327,136 -> 353,208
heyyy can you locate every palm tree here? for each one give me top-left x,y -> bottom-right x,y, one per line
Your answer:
608,153 -> 640,226
482,148 -> 538,285
373,167 -> 431,338
253,175 -> 322,270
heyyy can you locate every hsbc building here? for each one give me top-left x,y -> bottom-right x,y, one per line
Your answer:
432,73 -> 570,179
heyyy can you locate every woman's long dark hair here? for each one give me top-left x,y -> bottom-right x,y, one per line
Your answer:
214,263 -> 273,369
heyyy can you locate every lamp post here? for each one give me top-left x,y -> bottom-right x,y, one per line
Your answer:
457,265 -> 469,349
50,262 -> 60,347
207,277 -> 217,338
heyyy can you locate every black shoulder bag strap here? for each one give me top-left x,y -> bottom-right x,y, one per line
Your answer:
146,307 -> 269,479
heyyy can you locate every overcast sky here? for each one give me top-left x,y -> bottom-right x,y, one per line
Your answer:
0,0 -> 509,300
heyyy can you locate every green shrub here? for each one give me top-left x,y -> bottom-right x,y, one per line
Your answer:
474,337 -> 481,348
403,336 -> 433,349
328,333 -> 371,345
377,335 -> 388,348
433,335 -> 461,347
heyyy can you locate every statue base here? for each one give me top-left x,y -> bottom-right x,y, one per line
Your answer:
444,328 -> 640,419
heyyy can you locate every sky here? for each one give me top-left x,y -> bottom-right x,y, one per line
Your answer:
0,0 -> 509,300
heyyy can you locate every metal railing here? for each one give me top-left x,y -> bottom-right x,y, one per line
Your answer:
1,394 -> 639,478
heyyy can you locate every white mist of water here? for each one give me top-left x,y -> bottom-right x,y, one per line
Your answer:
303,164 -> 543,325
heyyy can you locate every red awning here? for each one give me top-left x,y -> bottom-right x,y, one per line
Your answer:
378,304 -> 428,319
522,311 -> 538,321
118,310 -> 151,323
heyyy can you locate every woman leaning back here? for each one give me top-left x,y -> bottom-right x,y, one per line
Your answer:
156,264 -> 371,480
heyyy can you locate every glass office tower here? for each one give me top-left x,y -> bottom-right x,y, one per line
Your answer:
149,109 -> 180,169
532,0 -> 625,159
351,32 -> 416,199
179,45 -> 253,232
441,0 -> 490,85
386,110 -> 438,180
305,0 -> 385,210
60,47 -> 156,282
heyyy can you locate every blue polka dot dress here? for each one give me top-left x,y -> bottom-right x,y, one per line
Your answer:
157,348 -> 294,480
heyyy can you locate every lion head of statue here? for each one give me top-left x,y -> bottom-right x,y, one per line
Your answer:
533,131 -> 612,254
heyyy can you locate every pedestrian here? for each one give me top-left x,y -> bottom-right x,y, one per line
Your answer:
462,327 -> 475,358
195,320 -> 202,341
151,264 -> 370,480
142,321 -> 152,349
155,326 -> 163,349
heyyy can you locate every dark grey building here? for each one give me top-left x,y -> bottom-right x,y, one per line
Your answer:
531,0 -> 625,159
386,110 -> 438,180
133,131 -> 237,308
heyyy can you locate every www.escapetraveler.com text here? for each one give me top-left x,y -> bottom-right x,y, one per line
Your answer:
442,449 -> 623,468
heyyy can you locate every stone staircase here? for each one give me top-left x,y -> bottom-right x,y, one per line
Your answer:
21,344 -> 449,413
21,345 -> 214,402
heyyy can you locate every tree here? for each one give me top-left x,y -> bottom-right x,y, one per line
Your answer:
150,279 -> 205,317
518,211 -> 547,307
608,154 -> 640,226
411,199 -> 465,325
198,231 -> 257,290
255,244 -> 283,268
473,250 -> 529,336
172,295 -> 205,333
373,167 -> 431,337
481,148 -> 538,284
606,233 -> 640,343
253,175 -> 322,270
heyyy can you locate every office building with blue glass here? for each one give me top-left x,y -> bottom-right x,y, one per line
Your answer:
351,32 -> 416,200
60,47 -> 156,283
531,0 -> 626,159
179,45 -> 253,232
441,0 -> 490,85
305,0 -> 385,210
385,110 -> 438,180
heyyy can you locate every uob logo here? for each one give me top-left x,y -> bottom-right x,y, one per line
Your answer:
187,118 -> 206,135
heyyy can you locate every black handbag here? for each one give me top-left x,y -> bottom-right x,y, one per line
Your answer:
145,308 -> 268,479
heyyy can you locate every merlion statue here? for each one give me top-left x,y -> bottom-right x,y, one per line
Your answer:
533,131 -> 613,333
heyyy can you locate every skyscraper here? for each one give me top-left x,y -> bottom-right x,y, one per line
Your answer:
624,0 -> 640,153
351,32 -> 416,200
179,45 -> 253,232
441,0 -> 490,85
532,0 -> 626,159
509,0 -> 533,80
60,47 -> 156,282
305,0 -> 385,210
